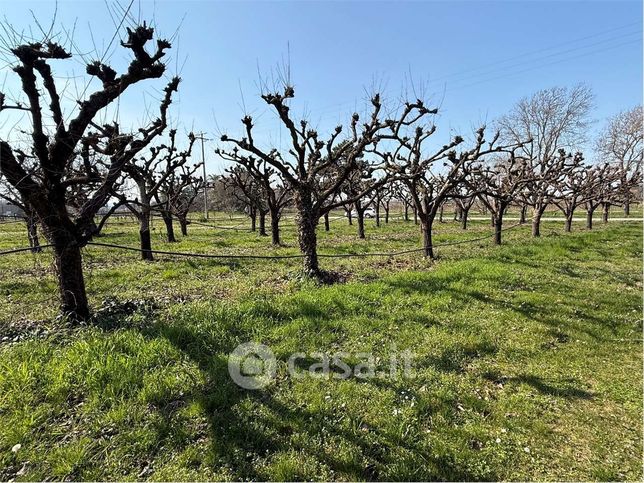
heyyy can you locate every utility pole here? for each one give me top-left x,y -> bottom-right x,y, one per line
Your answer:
195,133 -> 212,220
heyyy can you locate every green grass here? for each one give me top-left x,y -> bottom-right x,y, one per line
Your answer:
0,212 -> 642,480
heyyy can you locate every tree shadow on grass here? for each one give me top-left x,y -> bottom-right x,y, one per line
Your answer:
483,371 -> 594,400
121,308 -> 499,481
383,272 -> 624,342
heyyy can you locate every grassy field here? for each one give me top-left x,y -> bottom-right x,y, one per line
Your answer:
0,210 -> 642,480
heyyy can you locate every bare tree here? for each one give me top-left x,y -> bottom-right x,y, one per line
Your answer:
220,87 -> 426,279
451,184 -> 477,230
161,163 -> 204,236
392,180 -> 414,222
221,165 -> 268,233
384,125 -> 526,258
0,24 -> 177,320
217,151 -> 292,245
583,162 -> 621,230
595,106 -> 643,216
497,85 -> 594,236
552,150 -> 587,232
341,162 -> 378,239
114,130 -> 195,260
467,154 -> 532,244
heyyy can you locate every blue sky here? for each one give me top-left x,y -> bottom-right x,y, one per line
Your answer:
1,0 -> 642,174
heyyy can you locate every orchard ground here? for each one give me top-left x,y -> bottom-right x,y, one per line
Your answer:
0,206 -> 642,480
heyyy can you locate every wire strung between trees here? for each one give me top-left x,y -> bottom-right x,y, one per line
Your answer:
86,223 -> 523,260
0,244 -> 54,256
0,223 -> 523,259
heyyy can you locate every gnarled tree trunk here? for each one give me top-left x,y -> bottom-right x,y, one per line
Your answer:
493,214 -> 503,245
323,212 -> 330,232
295,188 -> 320,277
420,211 -> 437,258
44,223 -> 90,320
356,205 -> 365,239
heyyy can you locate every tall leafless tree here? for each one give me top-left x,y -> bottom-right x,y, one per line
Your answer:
497,85 -> 594,236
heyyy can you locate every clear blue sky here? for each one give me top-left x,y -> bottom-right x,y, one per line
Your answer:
1,0 -> 642,173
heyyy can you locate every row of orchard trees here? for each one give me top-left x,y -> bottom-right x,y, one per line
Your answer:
0,22 -> 641,320
218,84 -> 641,265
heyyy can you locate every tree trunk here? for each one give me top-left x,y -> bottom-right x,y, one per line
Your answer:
250,208 -> 257,232
323,212 -> 330,232
404,203 -> 409,222
271,208 -> 281,245
624,197 -> 630,216
519,205 -> 527,224
259,210 -> 268,236
602,203 -> 610,223
356,206 -> 365,239
51,230 -> 90,320
413,206 -> 418,225
347,208 -> 353,226
139,210 -> 153,261
295,188 -> 321,277
375,203 -> 380,227
461,208 -> 469,230
384,204 -> 390,224
493,214 -> 503,245
439,204 -> 444,223
586,207 -> 595,230
178,215 -> 189,236
420,212 -> 436,259
161,210 -> 176,242
26,216 -> 41,253
564,212 -> 573,232
532,205 -> 545,237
